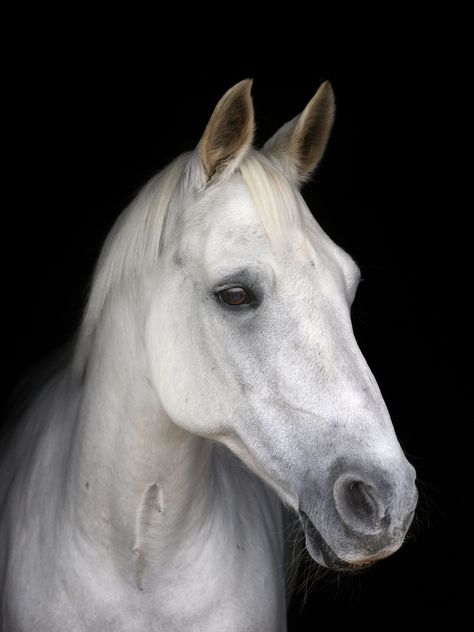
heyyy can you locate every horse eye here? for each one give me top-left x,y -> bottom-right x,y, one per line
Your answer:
218,287 -> 251,307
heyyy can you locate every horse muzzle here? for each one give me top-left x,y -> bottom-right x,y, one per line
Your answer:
298,461 -> 418,571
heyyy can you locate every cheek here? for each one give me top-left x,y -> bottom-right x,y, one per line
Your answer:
145,292 -> 244,434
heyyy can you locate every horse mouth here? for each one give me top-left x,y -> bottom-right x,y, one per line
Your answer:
298,511 -> 375,572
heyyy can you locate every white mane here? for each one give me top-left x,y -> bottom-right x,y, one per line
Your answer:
73,153 -> 193,376
240,150 -> 302,245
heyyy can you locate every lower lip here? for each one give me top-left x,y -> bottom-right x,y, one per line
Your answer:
300,511 -> 376,572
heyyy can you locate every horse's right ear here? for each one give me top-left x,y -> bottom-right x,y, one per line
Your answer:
197,79 -> 254,182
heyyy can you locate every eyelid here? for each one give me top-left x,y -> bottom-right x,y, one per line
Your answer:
210,264 -> 265,288
214,280 -> 254,293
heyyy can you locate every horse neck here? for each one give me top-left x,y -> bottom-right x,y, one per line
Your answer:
67,292 -> 215,568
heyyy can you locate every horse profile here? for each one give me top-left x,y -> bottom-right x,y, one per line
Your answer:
0,80 -> 417,631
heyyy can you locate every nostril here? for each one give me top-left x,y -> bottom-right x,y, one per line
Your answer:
334,476 -> 383,533
348,481 -> 378,523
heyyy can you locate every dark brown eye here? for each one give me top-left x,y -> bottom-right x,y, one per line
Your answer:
219,287 -> 251,307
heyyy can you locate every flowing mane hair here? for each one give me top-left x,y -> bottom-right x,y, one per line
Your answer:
73,149 -> 303,378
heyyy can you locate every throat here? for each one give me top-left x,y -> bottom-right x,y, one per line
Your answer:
69,299 -> 220,591
71,348 -> 216,589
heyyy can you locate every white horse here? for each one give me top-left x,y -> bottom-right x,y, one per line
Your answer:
0,80 -> 417,631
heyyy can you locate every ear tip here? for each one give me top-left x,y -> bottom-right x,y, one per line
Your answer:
309,80 -> 335,119
319,80 -> 335,103
235,78 -> 254,95
221,79 -> 254,108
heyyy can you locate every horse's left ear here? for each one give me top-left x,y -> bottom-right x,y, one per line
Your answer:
198,79 -> 254,182
263,81 -> 335,183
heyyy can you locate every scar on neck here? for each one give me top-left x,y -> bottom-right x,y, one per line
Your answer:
133,483 -> 163,590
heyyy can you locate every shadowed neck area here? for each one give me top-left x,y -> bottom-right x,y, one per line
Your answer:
67,291 -> 218,585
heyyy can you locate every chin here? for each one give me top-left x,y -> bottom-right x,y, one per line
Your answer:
299,510 -> 399,572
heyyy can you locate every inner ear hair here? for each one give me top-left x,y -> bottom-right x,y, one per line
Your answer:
263,81 -> 335,183
293,81 -> 335,180
198,79 -> 255,180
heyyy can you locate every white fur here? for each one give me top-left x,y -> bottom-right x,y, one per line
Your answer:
0,90 -> 416,631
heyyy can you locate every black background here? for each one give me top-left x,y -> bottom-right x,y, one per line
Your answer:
1,16 -> 469,629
